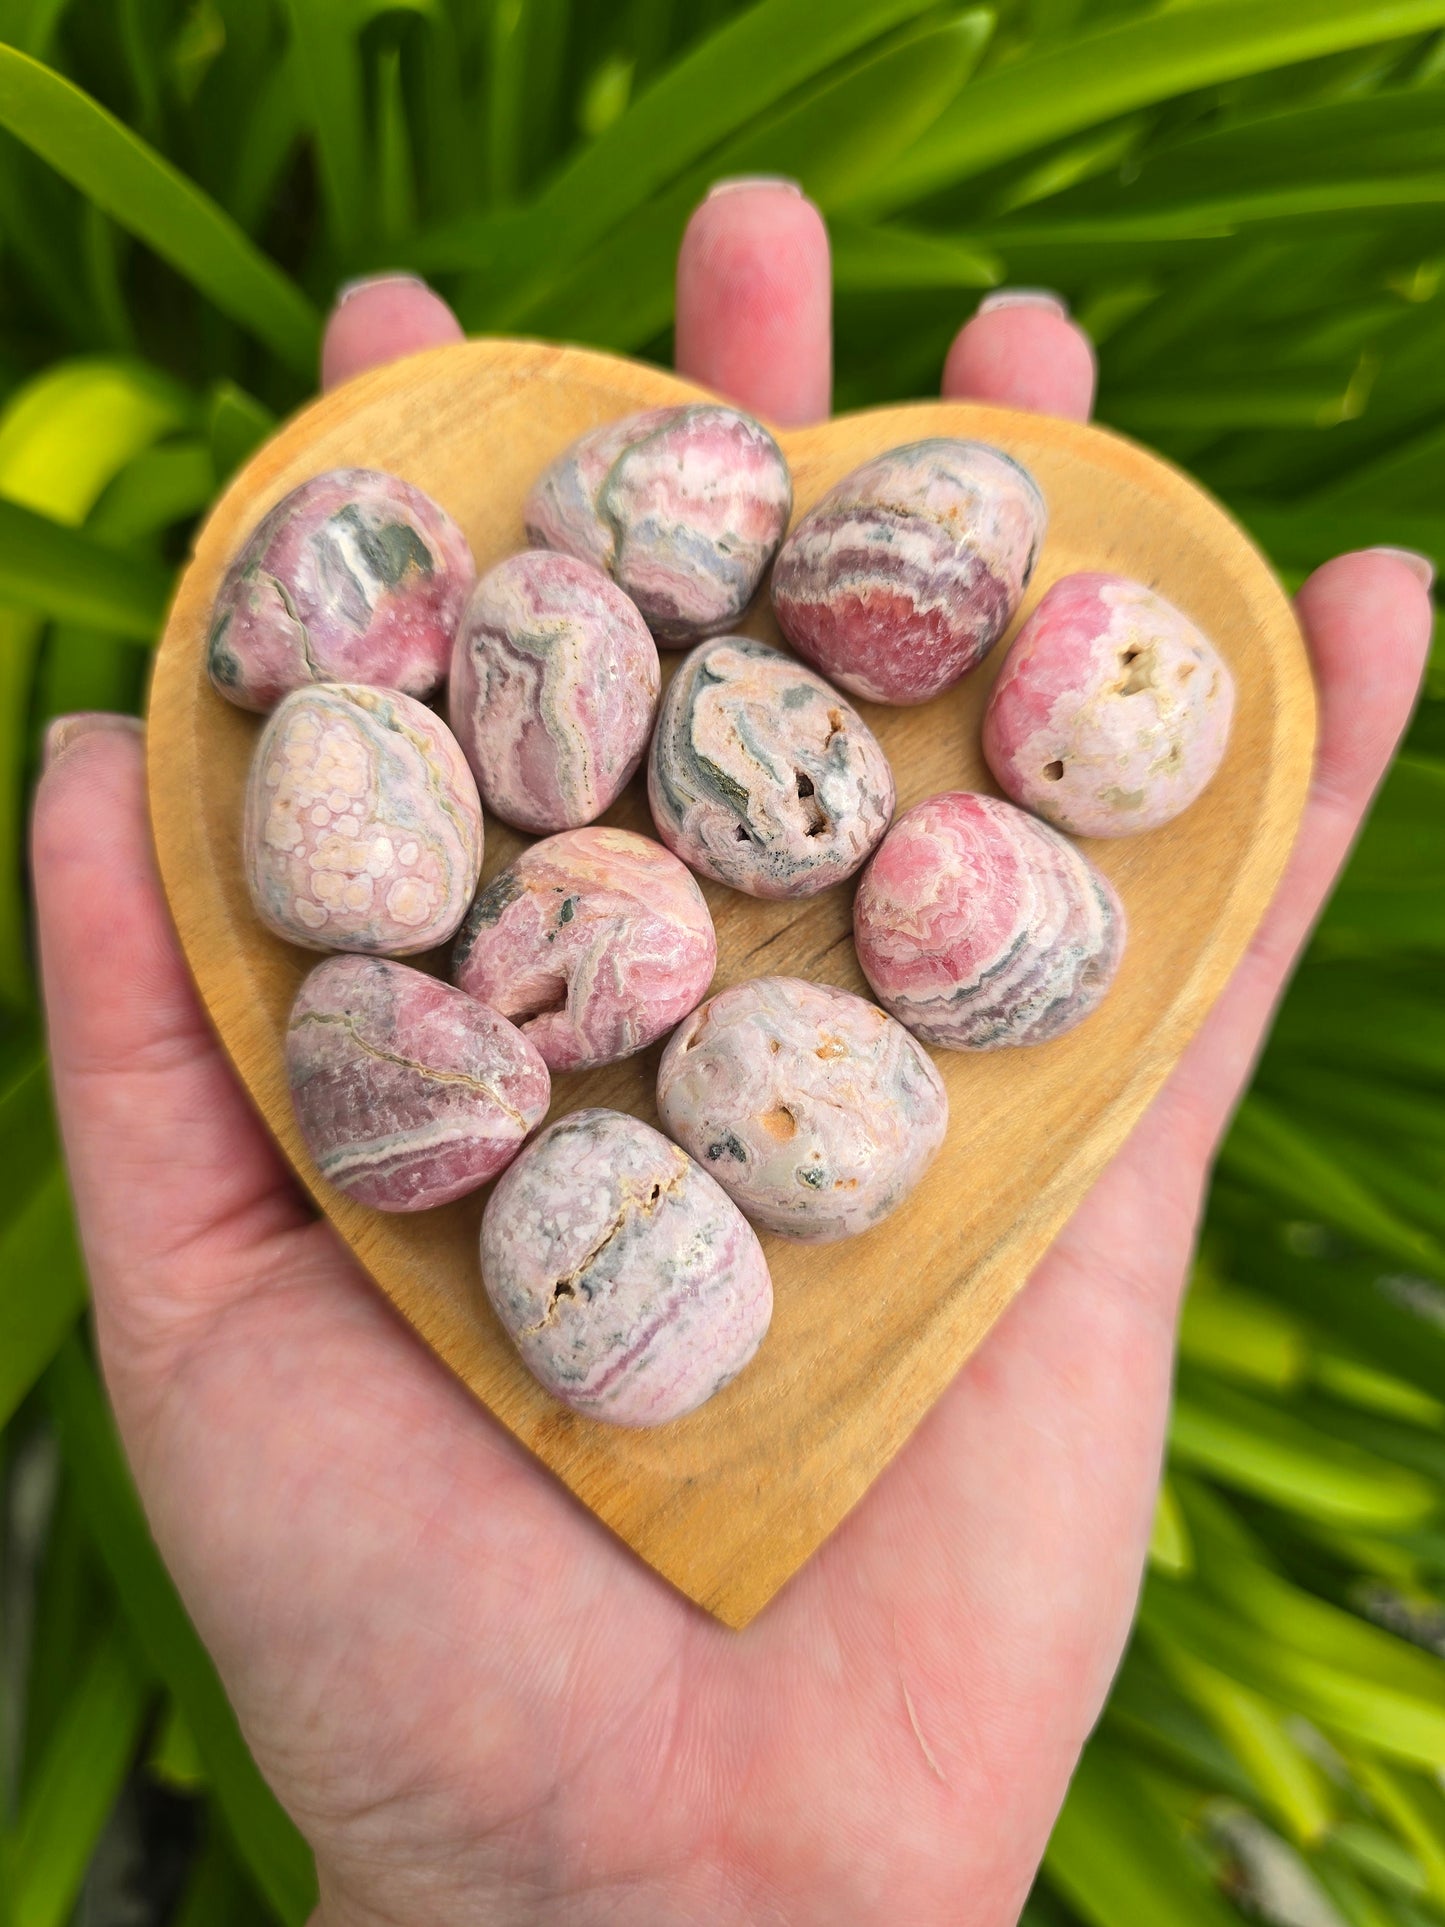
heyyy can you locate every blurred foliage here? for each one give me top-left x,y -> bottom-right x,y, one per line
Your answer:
0,0 -> 1442,1921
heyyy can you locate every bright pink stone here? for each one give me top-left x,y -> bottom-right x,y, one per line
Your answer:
853,791 -> 1124,1050
287,956 -> 550,1211
208,468 -> 475,711
452,827 -> 716,1071
481,1108 -> 772,1426
983,572 -> 1235,836
449,549 -> 660,834
524,404 -> 792,645
771,439 -> 1046,704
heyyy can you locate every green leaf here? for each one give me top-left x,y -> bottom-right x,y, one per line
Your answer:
1149,1476 -> 1194,1576
1045,1736 -> 1240,1927
0,1169 -> 87,1429
829,215 -> 1001,292
208,379 -> 277,482
0,494 -> 170,635
279,0 -> 367,259
0,47 -> 320,372
44,1338 -> 318,1925
10,1627 -> 151,1927
869,0 -> 1445,210
1350,1755 -> 1445,1903
1178,1282 -> 1309,1390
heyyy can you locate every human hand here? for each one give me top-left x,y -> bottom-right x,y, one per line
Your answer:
32,182 -> 1432,1927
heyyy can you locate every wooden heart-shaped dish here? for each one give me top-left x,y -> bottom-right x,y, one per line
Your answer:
148,340 -> 1315,1627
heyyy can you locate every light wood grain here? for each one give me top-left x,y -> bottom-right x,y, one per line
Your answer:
147,339 -> 1316,1628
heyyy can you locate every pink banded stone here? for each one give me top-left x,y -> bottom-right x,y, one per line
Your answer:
657,976 -> 948,1243
481,1108 -> 772,1427
286,956 -> 550,1211
647,636 -> 895,899
854,791 -> 1125,1050
244,682 -> 483,954
523,403 -> 792,645
983,571 -> 1236,837
771,439 -> 1046,705
208,468 -> 475,711
449,549 -> 660,835
452,827 -> 715,1072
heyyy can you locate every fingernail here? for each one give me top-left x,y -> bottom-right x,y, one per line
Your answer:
1367,546 -> 1435,591
336,271 -> 428,307
705,176 -> 803,200
43,712 -> 143,772
978,289 -> 1070,320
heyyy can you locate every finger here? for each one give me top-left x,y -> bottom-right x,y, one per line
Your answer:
32,721 -> 307,1354
674,178 -> 831,426
320,273 -> 464,392
1150,547 -> 1434,1162
942,291 -> 1096,422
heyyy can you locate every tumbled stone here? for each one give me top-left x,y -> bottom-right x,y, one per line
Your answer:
854,791 -> 1124,1049
771,438 -> 1046,704
286,955 -> 549,1211
453,826 -> 715,1071
524,403 -> 792,645
449,549 -> 660,835
983,571 -> 1235,837
244,682 -> 483,954
647,635 -> 894,899
481,1108 -> 772,1426
208,468 -> 475,711
657,976 -> 947,1243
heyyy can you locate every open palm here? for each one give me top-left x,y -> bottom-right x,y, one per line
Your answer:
32,185 -> 1431,1927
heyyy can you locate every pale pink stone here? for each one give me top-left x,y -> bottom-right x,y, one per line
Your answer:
983,572 -> 1235,836
287,956 -> 550,1210
481,1108 -> 772,1426
449,550 -> 660,834
657,976 -> 947,1242
208,468 -> 475,711
854,791 -> 1124,1049
452,827 -> 716,1071
243,682 -> 483,954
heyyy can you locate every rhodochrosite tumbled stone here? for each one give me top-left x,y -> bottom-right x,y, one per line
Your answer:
481,1108 -> 772,1426
771,439 -> 1046,704
453,827 -> 715,1071
854,791 -> 1125,1050
983,571 -> 1236,837
208,468 -> 475,711
449,549 -> 660,834
523,404 -> 792,645
647,636 -> 894,898
244,682 -> 483,953
657,976 -> 947,1243
286,956 -> 549,1210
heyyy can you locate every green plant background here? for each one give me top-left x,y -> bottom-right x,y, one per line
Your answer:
1,1 -> 1443,1921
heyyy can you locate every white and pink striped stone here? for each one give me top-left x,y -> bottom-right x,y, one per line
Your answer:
243,682 -> 483,954
524,404 -> 792,645
452,827 -> 715,1072
208,468 -> 475,711
983,571 -> 1235,837
771,439 -> 1046,705
854,791 -> 1125,1049
657,976 -> 948,1243
481,1108 -> 772,1426
286,956 -> 550,1211
449,549 -> 660,835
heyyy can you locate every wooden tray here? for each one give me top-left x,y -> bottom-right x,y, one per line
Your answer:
147,339 -> 1315,1628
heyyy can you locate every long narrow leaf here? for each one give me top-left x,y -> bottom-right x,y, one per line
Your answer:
0,494 -> 170,636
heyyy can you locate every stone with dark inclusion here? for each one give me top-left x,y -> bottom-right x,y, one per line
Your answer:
481,1108 -> 772,1426
208,467 -> 475,711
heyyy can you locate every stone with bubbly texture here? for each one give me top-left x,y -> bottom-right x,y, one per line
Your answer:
481,1108 -> 772,1426
523,403 -> 792,645
453,826 -> 715,1071
244,682 -> 483,954
286,955 -> 550,1211
983,571 -> 1235,837
657,976 -> 947,1243
854,791 -> 1125,1049
647,635 -> 895,899
771,438 -> 1046,705
208,468 -> 475,711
